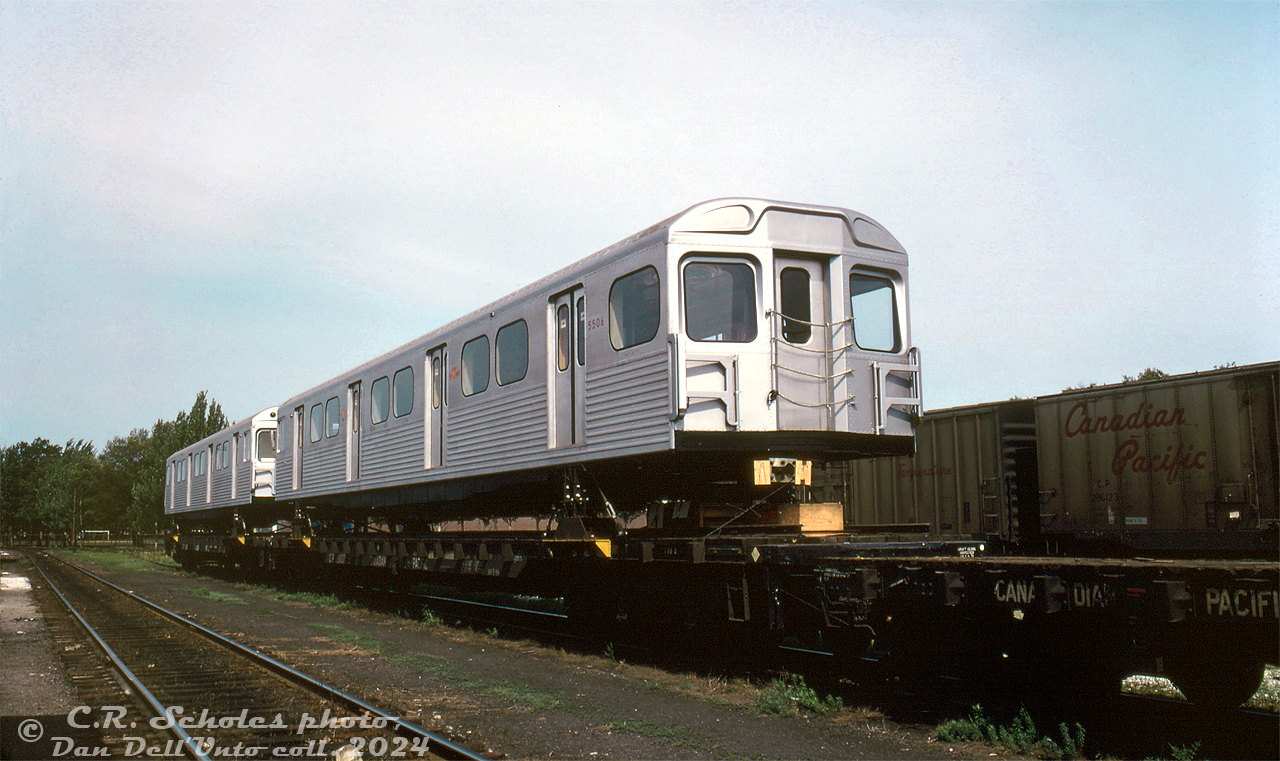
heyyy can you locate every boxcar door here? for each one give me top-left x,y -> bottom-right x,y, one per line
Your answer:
347,381 -> 361,481
426,347 -> 447,468
772,255 -> 831,431
549,287 -> 586,448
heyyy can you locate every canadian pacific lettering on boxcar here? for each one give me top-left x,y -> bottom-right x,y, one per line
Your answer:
837,362 -> 1278,556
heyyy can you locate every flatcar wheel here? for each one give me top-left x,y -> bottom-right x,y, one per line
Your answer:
1166,657 -> 1264,709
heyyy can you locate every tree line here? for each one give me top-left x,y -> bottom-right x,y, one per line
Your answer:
1,392 -> 228,539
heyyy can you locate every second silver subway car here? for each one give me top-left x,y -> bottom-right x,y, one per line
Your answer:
165,407 -> 279,518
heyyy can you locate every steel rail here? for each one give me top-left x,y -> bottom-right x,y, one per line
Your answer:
44,552 -> 489,761
31,556 -> 214,761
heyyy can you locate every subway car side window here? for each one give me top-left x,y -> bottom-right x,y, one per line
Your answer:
371,376 -> 390,423
310,404 -> 323,442
325,397 -> 340,438
462,335 -> 490,396
393,367 -> 414,417
609,266 -> 660,350
496,320 -> 528,386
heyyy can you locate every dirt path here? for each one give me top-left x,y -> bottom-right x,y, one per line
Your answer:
29,551 -> 1005,760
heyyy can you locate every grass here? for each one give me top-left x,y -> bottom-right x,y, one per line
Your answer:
1164,741 -> 1202,761
190,587 -> 251,604
271,589 -> 357,610
602,719 -> 724,755
484,683 -> 561,710
936,705 -> 1085,759
308,622 -> 382,648
609,719 -> 692,743
304,621 -> 562,710
64,548 -> 179,572
754,674 -> 842,716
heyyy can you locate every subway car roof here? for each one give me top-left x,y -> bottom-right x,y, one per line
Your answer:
279,197 -> 905,405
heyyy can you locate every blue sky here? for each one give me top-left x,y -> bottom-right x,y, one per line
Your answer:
2,1 -> 1277,448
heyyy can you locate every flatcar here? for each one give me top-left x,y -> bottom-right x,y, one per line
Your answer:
839,362 -> 1279,557
210,198 -> 922,533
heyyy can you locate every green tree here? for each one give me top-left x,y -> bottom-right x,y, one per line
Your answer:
1,438 -> 62,535
35,440 -> 99,542
1,392 -> 228,539
95,429 -> 153,530
127,392 -> 227,534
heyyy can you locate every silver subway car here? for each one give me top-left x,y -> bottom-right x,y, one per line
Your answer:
266,198 -> 921,523
164,407 -> 279,518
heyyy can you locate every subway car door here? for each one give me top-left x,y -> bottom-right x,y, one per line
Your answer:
347,381 -> 361,481
773,255 -> 831,431
549,287 -> 586,448
426,347 -> 446,468
293,405 -> 304,490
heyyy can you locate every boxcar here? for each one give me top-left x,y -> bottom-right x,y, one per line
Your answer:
840,362 -> 1278,556
840,399 -> 1036,546
1037,362 -> 1278,554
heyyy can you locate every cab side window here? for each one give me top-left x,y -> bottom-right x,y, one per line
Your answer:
848,272 -> 900,352
684,261 -> 757,342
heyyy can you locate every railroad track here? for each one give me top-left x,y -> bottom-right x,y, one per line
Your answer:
21,552 -> 489,761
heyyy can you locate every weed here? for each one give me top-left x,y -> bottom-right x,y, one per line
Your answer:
755,674 -> 842,716
420,606 -> 443,627
1039,721 -> 1087,760
937,706 -> 1087,759
1168,740 -> 1202,761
